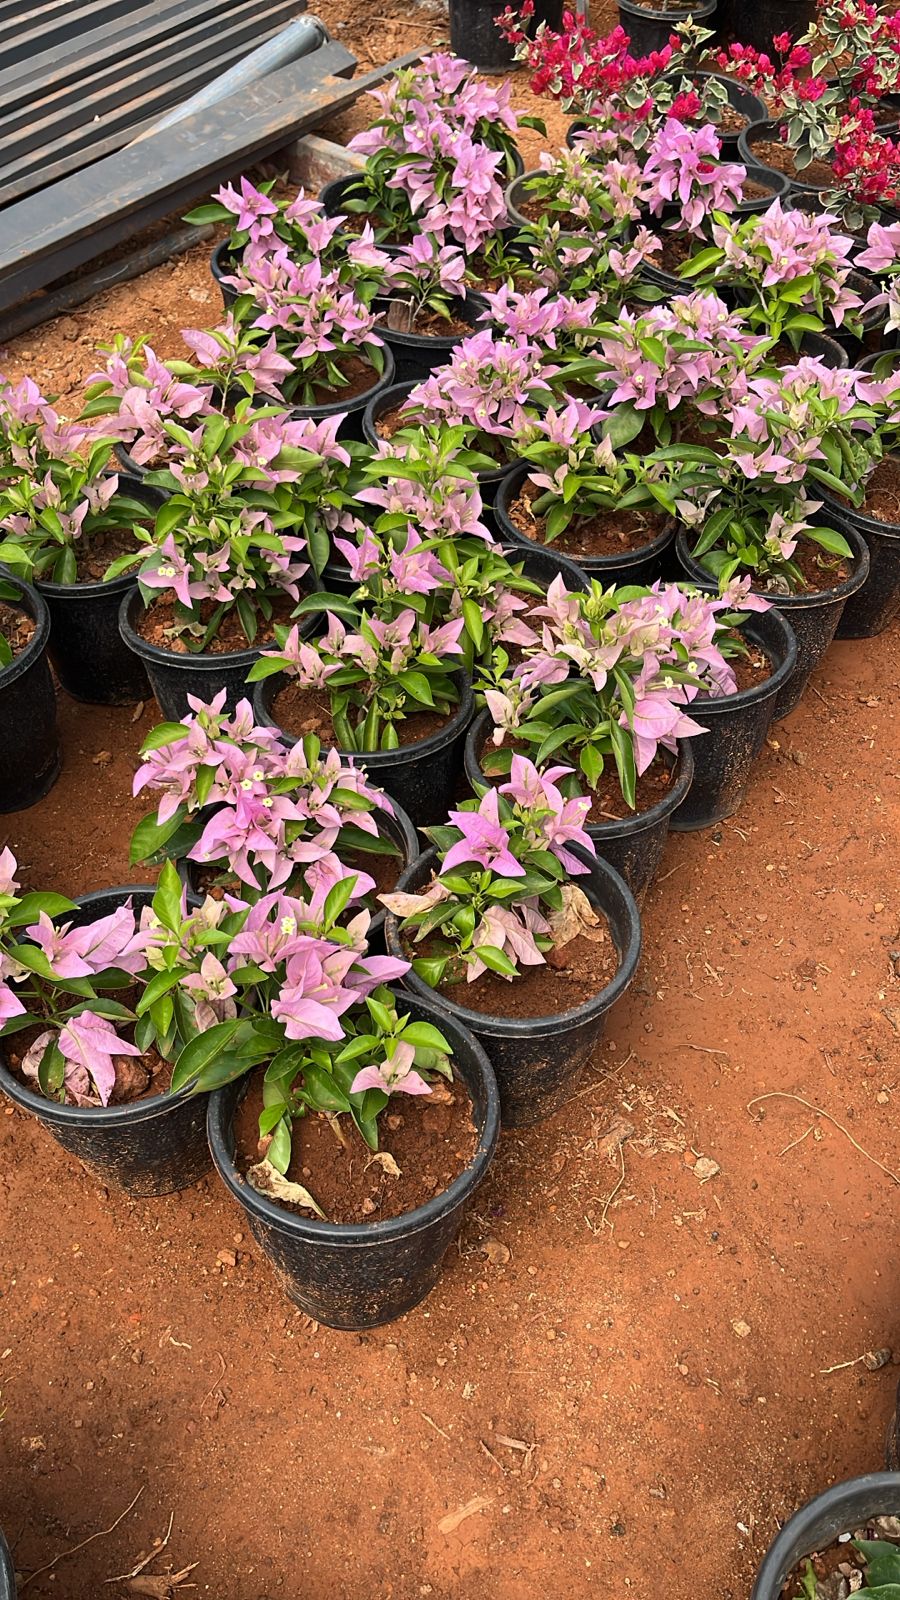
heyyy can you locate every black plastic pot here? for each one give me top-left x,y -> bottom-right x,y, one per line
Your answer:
820,473 -> 900,638
751,1474 -> 900,1600
783,329 -> 848,370
675,524 -> 870,720
0,1528 -> 13,1600
361,381 -> 518,511
494,461 -> 676,586
253,670 -> 474,828
36,476 -> 163,705
858,348 -> 900,381
0,886 -> 211,1197
464,707 -> 692,905
207,987 -> 500,1328
618,0 -> 715,57
211,237 -> 239,311
670,608 -> 797,830
0,571 -> 60,813
717,0 -> 815,53
118,583 -> 321,723
289,345 -> 396,445
375,292 -> 488,385
386,846 -> 640,1126
182,796 -> 420,949
733,162 -> 790,215
737,119 -> 831,198
449,0 -> 563,69
504,171 -> 542,233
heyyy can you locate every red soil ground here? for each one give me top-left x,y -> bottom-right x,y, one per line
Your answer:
1,8 -> 899,1598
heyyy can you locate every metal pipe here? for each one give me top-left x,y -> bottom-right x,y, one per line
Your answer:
130,13 -> 328,142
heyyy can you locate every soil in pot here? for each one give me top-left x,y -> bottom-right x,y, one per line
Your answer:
786,541 -> 851,595
69,526 -> 145,582
479,732 -> 677,823
233,1068 -> 478,1224
0,598 -> 35,656
134,592 -> 301,656
5,1031 -> 173,1107
709,635 -> 773,693
649,229 -> 695,276
778,1514 -> 900,1597
749,136 -> 833,187
302,353 -> 384,408
379,302 -> 475,339
268,680 -> 452,748
506,476 -> 669,561
192,841 -> 403,914
856,456 -> 900,525
421,921 -> 619,1017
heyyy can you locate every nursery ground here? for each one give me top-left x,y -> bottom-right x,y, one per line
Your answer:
3,635 -> 899,1600
2,5 -> 900,1596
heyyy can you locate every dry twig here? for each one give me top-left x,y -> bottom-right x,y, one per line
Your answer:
747,1092 -> 900,1186
106,1514 -> 175,1582
19,1489 -> 144,1590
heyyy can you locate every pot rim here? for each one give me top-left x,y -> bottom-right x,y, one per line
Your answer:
386,844 -> 641,1036
618,0 -> 715,14
374,291 -> 487,350
288,343 -> 396,423
206,986 -> 501,1244
737,118 -> 831,190
495,460 -> 676,569
465,706 -> 695,837
0,565 -> 52,693
689,606 -> 799,713
118,574 -> 322,674
254,669 -> 474,767
675,522 -> 871,611
750,1473 -> 900,1599
0,884 -> 204,1127
35,475 -> 164,600
819,476 -> 900,541
362,381 -> 517,487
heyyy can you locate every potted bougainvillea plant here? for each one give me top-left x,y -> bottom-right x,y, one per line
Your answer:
382,754 -> 641,1125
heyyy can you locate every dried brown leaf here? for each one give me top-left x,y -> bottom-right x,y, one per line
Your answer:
438,1496 -> 491,1535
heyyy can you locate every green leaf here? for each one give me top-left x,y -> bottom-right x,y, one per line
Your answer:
136,965 -> 188,1016
398,669 -> 435,707
854,1542 -> 900,1586
366,996 -> 395,1033
152,859 -> 183,933
38,1035 -> 66,1098
267,1116 -> 292,1175
807,524 -> 852,558
301,1062 -> 351,1114
140,722 -> 190,753
461,597 -> 484,652
170,1018 -> 241,1092
475,944 -> 518,976
412,956 -> 447,987
323,872 -> 358,928
8,942 -> 54,980
128,806 -> 187,870
6,891 -> 77,927
183,202 -> 231,224
400,1020 -> 452,1053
